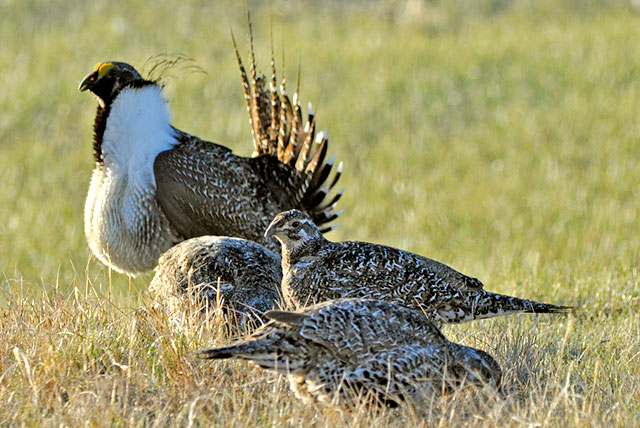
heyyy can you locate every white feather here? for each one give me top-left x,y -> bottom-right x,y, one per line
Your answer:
84,85 -> 179,274
102,85 -> 176,187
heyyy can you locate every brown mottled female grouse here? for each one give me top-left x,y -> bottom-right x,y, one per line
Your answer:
78,38 -> 342,275
150,236 -> 282,330
199,298 -> 501,407
264,210 -> 570,325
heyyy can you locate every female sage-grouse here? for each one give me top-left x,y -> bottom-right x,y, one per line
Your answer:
78,42 -> 342,275
199,298 -> 501,407
264,210 -> 570,325
149,236 -> 283,330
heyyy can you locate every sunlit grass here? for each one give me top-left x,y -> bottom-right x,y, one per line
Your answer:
0,0 -> 638,426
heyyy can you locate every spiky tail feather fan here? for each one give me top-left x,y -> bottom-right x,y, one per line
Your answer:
231,15 -> 343,232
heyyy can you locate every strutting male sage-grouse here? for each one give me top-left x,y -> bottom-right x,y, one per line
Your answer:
265,210 -> 570,325
78,40 -> 342,275
149,236 -> 282,330
199,299 -> 502,407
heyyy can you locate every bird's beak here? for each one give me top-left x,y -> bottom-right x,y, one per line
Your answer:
264,222 -> 279,239
78,71 -> 98,92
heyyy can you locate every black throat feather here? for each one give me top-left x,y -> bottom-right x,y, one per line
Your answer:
92,104 -> 110,164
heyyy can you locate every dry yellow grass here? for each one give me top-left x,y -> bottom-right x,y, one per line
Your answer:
1,0 -> 639,426
1,279 -> 637,427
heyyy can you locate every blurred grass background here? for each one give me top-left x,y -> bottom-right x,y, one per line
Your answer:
0,0 -> 639,426
1,0 -> 637,306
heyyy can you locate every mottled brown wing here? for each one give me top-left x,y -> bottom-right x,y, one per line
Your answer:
306,242 -> 569,325
153,134 -> 275,248
300,241 -> 483,303
296,300 -> 448,359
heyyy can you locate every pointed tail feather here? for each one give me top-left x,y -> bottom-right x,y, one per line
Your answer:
277,59 -> 290,158
230,28 -> 255,144
198,346 -> 237,360
519,300 -> 572,314
284,66 -> 303,162
198,335 -> 277,361
269,27 -> 279,143
441,291 -> 572,324
305,134 -> 327,176
295,113 -> 315,171
198,345 -> 281,369
247,10 -> 268,153
477,291 -> 572,319
232,19 -> 344,231
198,336 -> 306,372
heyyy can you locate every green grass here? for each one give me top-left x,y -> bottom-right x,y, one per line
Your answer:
1,0 -> 639,426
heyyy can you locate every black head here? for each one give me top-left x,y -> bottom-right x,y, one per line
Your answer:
79,62 -> 144,107
264,210 -> 323,250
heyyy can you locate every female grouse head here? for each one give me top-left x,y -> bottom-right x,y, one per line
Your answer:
79,62 -> 146,107
264,210 -> 325,257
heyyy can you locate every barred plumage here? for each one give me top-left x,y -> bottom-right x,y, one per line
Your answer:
199,299 -> 501,407
264,210 -> 571,325
149,236 -> 282,330
78,30 -> 342,275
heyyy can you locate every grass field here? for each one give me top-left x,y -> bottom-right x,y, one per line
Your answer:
1,0 -> 639,426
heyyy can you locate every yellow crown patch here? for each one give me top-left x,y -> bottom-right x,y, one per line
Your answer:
96,62 -> 114,77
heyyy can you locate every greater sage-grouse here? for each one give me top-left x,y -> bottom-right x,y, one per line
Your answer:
149,236 -> 282,329
78,43 -> 342,275
199,298 -> 501,407
265,210 -> 570,324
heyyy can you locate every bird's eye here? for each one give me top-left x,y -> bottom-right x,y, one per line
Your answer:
291,221 -> 301,228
